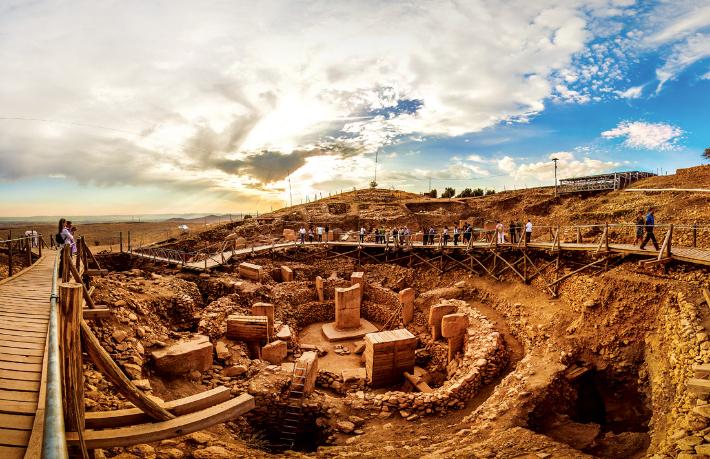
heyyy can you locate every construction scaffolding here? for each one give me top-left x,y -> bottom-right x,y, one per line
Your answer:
558,171 -> 656,194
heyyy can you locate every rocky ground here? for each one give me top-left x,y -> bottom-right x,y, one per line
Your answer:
85,166 -> 710,458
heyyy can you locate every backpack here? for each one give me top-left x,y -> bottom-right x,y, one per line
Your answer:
55,233 -> 64,245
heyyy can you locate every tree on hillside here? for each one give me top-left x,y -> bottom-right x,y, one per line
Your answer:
369,180 -> 378,188
704,147 -> 710,160
485,189 -> 496,195
457,188 -> 474,198
473,188 -> 484,196
441,187 -> 456,198
428,188 -> 438,198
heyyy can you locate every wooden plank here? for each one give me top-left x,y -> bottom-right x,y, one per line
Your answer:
0,427 -> 31,446
0,400 -> 36,415
0,328 -> 46,339
0,340 -> 45,351
0,347 -> 43,357
67,394 -> 256,449
0,378 -> 40,392
0,334 -> 45,345
0,390 -> 37,403
0,360 -> 42,373
0,354 -> 43,365
0,323 -> 47,333
0,445 -> 25,459
85,386 -> 231,429
695,364 -> 710,379
0,368 -> 41,382
0,413 -> 33,430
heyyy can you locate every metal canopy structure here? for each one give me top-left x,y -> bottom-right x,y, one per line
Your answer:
558,171 -> 656,193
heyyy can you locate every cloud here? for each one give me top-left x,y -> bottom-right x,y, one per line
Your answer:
616,85 -> 644,99
497,151 -> 619,181
601,121 -> 684,150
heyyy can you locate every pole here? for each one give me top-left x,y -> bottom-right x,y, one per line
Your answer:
552,157 -> 559,197
119,232 -> 123,253
8,231 -> 13,277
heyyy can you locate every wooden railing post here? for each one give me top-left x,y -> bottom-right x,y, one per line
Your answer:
693,223 -> 697,248
119,232 -> 123,253
58,281 -> 85,433
26,236 -> 32,266
8,231 -> 13,277
576,226 -> 581,244
667,224 -> 673,258
127,231 -> 131,253
605,223 -> 609,252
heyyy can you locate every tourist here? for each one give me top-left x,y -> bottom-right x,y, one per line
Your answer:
640,207 -> 660,251
299,226 -> 306,244
516,220 -> 523,243
56,218 -> 75,252
392,227 -> 399,245
66,220 -> 78,253
453,225 -> 460,246
403,226 -> 410,245
308,227 -> 314,243
442,226 -> 450,246
325,224 -> 330,242
429,226 -> 436,245
525,220 -> 533,243
359,226 -> 366,243
634,210 -> 644,245
509,221 -> 517,244
464,223 -> 472,245
495,221 -> 505,244
316,225 -> 323,242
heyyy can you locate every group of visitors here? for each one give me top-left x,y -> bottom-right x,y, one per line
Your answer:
298,224 -> 330,244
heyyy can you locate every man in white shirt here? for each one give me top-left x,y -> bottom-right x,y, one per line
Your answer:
316,226 -> 323,242
299,226 -> 306,244
359,227 -> 366,243
525,220 -> 533,243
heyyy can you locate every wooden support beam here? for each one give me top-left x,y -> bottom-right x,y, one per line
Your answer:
703,289 -> 710,310
83,307 -> 111,320
67,258 -> 97,309
403,371 -> 433,393
66,394 -> 255,449
545,257 -> 608,289
80,321 -> 175,422
489,250 -> 526,282
85,269 -> 108,277
85,386 -> 231,429
522,252 -> 557,297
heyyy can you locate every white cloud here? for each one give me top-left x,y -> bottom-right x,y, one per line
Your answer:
655,34 -> 710,91
498,151 -> 619,181
616,85 -> 644,99
601,121 -> 684,150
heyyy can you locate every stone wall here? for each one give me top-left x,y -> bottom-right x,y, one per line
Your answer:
345,306 -> 508,419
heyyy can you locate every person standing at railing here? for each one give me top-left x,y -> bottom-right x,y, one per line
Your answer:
525,220 -> 533,243
316,225 -> 323,242
429,226 -> 436,245
442,226 -> 450,246
359,226 -> 366,243
463,223 -> 472,244
515,220 -> 523,243
509,221 -> 517,243
299,226 -> 306,244
634,210 -> 645,245
496,221 -> 505,244
325,224 -> 330,242
640,207 -> 660,251
55,218 -> 75,253
308,228 -> 314,243
453,225 -> 460,246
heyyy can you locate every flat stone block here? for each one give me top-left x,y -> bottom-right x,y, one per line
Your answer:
335,284 -> 361,329
441,313 -> 468,338
321,319 -> 378,342
399,288 -> 415,325
342,367 -> 367,383
261,339 -> 288,364
315,276 -> 325,302
281,265 -> 294,282
351,272 -> 365,299
239,262 -> 263,281
152,335 -> 213,376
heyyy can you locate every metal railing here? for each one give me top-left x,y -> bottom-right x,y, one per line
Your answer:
41,250 -> 69,458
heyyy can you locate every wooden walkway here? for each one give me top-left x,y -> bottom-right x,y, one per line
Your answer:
132,239 -> 710,269
0,255 -> 53,459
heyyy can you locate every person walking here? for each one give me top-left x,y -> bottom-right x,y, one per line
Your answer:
453,225 -> 460,246
509,221 -> 517,244
640,207 -> 660,250
316,225 -> 323,242
442,226 -> 450,246
299,226 -> 306,244
525,220 -> 533,243
308,228 -> 314,243
633,210 -> 644,245
359,226 -> 366,243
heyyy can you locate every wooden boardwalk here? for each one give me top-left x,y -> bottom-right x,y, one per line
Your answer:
0,255 -> 53,458
132,239 -> 710,269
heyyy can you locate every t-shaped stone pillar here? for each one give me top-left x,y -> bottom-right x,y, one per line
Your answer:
335,284 -> 361,330
251,302 -> 274,340
428,303 -> 459,340
351,272 -> 365,299
399,288 -> 415,325
441,313 -> 469,362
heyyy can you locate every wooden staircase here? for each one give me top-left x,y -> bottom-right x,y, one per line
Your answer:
276,361 -> 308,450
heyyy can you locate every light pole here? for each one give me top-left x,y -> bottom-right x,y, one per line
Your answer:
552,157 -> 559,197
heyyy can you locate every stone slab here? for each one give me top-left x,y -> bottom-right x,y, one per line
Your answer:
441,313 -> 468,338
280,265 -> 294,282
428,303 -> 459,340
335,284 -> 362,329
251,302 -> 275,339
321,319 -> 378,342
351,272 -> 365,299
315,276 -> 325,302
152,335 -> 213,376
298,351 -> 319,395
239,262 -> 263,281
261,339 -> 288,365
399,288 -> 415,325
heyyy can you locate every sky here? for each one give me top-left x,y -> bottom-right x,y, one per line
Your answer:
0,0 -> 709,216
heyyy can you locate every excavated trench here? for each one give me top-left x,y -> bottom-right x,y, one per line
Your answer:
529,365 -> 651,458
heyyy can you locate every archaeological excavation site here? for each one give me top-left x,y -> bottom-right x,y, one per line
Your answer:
43,166 -> 710,458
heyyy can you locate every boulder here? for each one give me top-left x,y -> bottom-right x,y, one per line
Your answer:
152,335 -> 213,376
215,341 -> 231,361
280,266 -> 294,282
222,365 -> 248,377
276,324 -> 292,342
261,340 -> 288,365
